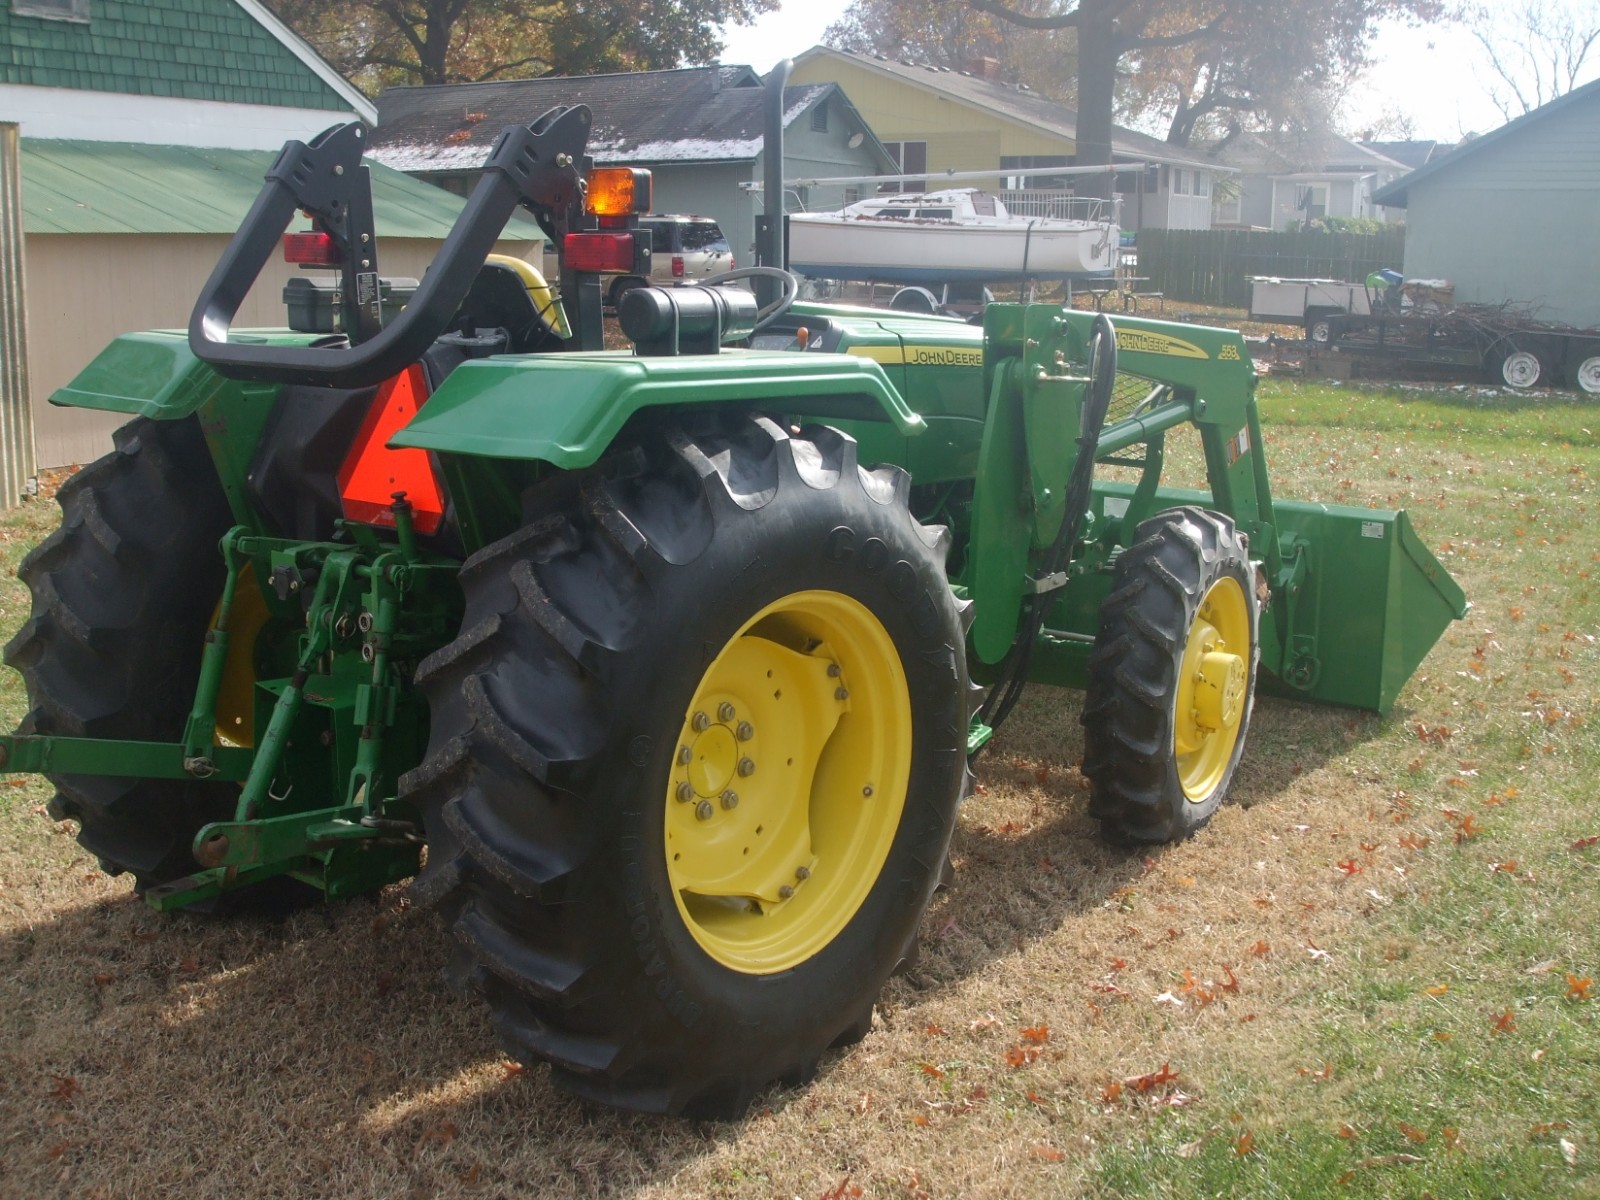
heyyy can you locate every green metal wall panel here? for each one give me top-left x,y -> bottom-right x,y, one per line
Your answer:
0,0 -> 346,110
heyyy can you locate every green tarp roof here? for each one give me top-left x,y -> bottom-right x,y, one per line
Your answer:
20,139 -> 538,241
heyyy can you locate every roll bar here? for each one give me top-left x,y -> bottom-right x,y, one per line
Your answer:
188,106 -> 593,388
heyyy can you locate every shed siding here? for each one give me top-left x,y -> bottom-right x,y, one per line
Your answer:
26,233 -> 540,467
1400,91 -> 1600,327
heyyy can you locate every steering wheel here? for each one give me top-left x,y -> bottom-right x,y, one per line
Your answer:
702,266 -> 801,332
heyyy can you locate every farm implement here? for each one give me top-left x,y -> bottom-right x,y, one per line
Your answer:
0,102 -> 1465,1116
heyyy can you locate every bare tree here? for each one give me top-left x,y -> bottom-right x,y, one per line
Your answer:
1468,0 -> 1600,119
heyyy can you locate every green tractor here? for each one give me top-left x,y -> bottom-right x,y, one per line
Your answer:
1,105 -> 1465,1116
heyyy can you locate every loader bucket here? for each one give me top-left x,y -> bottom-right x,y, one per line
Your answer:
1263,499 -> 1468,713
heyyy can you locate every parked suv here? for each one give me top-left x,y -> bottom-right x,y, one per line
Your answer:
611,215 -> 734,307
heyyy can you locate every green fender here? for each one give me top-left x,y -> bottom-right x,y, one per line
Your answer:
50,336 -> 925,471
389,348 -> 924,467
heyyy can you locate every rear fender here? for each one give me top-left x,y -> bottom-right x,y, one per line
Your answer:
390,348 -> 925,467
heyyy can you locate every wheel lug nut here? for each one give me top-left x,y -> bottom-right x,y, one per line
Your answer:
695,800 -> 714,821
677,745 -> 692,765
835,687 -> 849,701
795,866 -> 811,880
691,711 -> 710,732
676,782 -> 695,803
736,721 -> 754,742
779,885 -> 794,899
827,663 -> 842,677
737,757 -> 756,777
718,702 -> 736,722
721,790 -> 739,810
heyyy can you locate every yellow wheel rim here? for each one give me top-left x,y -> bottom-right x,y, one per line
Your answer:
1173,575 -> 1250,802
664,590 -> 911,974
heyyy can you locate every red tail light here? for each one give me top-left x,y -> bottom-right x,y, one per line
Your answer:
283,231 -> 342,265
563,232 -> 636,273
671,255 -> 685,278
337,365 -> 445,535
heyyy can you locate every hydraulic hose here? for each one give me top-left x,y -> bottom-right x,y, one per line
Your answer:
975,313 -> 1118,745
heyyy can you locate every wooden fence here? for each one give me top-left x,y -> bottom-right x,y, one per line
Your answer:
1137,227 -> 1406,309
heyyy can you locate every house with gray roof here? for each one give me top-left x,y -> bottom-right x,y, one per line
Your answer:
369,67 -> 896,271
788,46 -> 1225,231
1374,78 -> 1600,329
1204,130 -> 1410,230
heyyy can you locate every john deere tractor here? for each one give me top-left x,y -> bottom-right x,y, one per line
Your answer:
0,104 -> 1465,1116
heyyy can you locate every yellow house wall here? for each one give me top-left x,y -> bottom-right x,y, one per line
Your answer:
789,58 -> 1073,177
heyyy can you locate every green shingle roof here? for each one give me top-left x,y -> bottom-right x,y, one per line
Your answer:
0,0 -> 349,110
19,138 -> 532,241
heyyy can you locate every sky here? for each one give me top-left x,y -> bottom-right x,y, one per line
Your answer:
716,3 -> 1600,144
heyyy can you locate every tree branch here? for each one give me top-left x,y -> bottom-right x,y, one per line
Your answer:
963,0 -> 1082,33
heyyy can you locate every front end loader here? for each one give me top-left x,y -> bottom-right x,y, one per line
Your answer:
0,106 -> 1465,1116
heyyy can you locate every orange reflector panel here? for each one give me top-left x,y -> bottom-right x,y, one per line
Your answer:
564,232 -> 636,273
585,167 -> 651,216
337,365 -> 445,535
284,230 -> 342,265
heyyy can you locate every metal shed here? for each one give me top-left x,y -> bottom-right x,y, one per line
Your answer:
18,139 -> 541,469
1374,78 -> 1600,330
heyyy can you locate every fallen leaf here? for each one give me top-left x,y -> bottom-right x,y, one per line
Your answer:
1100,1080 -> 1124,1104
1398,1122 -> 1429,1144
1030,1145 -> 1066,1163
1249,940 -> 1271,958
1425,984 -> 1450,996
1491,1009 -> 1518,1034
1020,1024 -> 1051,1045
48,1076 -> 78,1102
1566,975 -> 1593,1001
1233,1131 -> 1256,1156
92,972 -> 114,989
1337,858 -> 1363,876
819,1178 -> 863,1200
1004,1045 -> 1040,1068
1129,1062 -> 1180,1094
920,1062 -> 944,1079
1338,1123 -> 1360,1141
502,1061 -> 527,1080
911,1114 -> 930,1127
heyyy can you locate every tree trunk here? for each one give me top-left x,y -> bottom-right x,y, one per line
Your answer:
1074,0 -> 1119,200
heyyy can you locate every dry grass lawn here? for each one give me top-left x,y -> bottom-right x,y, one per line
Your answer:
1,378 -> 1597,1199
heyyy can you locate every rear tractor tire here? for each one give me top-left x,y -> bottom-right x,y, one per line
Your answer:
403,414 -> 971,1117
3,417 -> 237,890
1081,506 -> 1259,844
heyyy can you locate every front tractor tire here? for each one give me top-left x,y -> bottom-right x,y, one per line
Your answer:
1081,506 -> 1259,844
4,417 -> 236,889
404,415 -> 970,1117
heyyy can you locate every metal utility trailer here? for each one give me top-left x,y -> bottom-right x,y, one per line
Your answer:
1316,309 -> 1600,391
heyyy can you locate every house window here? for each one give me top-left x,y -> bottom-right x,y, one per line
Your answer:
1173,168 -> 1190,196
811,101 -> 828,133
880,141 -> 927,193
12,0 -> 88,19
1214,191 -> 1241,225
1000,154 -> 1071,190
1295,183 -> 1329,220
1195,172 -> 1210,198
